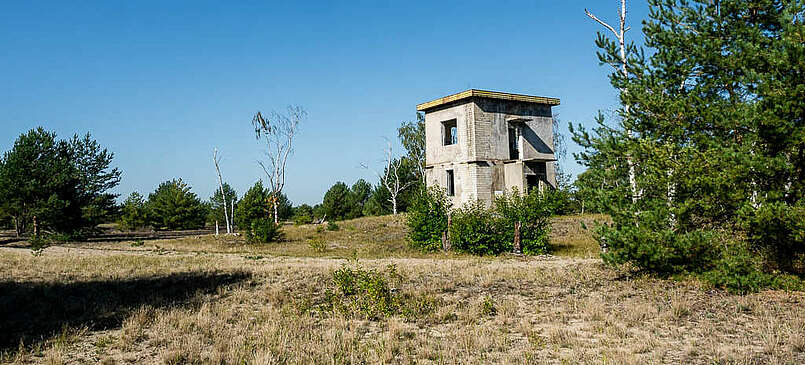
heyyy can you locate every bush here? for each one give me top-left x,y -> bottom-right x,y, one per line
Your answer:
600,219 -> 717,275
329,264 -> 402,319
703,243 -> 774,294
494,188 -> 553,255
406,187 -> 450,251
248,218 -> 282,243
308,236 -> 326,252
741,201 -> 804,273
449,201 -> 507,255
327,221 -> 340,231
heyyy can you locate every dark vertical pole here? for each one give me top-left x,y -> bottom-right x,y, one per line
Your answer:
442,214 -> 452,251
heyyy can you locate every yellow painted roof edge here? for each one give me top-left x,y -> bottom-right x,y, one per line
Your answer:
416,89 -> 560,111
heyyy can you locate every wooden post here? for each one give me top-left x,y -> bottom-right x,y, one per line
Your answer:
513,221 -> 522,254
33,215 -> 38,238
442,215 -> 452,251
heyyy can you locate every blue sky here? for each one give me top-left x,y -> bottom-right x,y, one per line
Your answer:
0,1 -> 650,205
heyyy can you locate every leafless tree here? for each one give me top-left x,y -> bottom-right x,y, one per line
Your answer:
213,148 -> 231,234
252,105 -> 304,224
586,0 -> 639,203
362,139 -> 416,215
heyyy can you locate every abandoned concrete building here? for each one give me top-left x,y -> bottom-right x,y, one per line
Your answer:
417,89 -> 559,207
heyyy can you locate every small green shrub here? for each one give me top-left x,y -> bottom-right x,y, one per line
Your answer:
703,243 -> 774,294
480,296 -> 497,317
294,213 -> 314,226
330,264 -> 402,319
315,225 -> 325,234
248,218 -> 283,243
308,236 -> 326,253
450,201 -> 507,255
741,201 -> 804,273
494,188 -> 553,255
130,239 -> 144,247
600,214 -> 717,275
327,221 -> 340,231
406,187 -> 451,251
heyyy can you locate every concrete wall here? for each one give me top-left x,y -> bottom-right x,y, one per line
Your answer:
426,162 -> 477,207
424,102 -> 474,166
472,98 -> 555,162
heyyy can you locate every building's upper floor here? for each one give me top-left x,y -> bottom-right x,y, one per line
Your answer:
417,89 -> 560,166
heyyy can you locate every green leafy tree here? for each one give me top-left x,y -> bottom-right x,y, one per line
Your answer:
146,179 -> 207,230
574,0 -> 805,287
406,187 -> 450,251
397,113 -> 425,183
119,192 -> 148,231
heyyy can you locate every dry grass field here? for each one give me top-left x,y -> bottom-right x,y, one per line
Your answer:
1,214 -> 803,364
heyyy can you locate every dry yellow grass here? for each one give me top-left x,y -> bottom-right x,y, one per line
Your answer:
1,214 -> 803,364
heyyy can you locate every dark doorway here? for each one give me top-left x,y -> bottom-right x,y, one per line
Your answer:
526,175 -> 539,193
508,127 -> 519,159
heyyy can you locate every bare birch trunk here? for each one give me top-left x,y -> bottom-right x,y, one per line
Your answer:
364,140 -> 415,216
273,198 -> 279,225
213,148 -> 231,234
231,200 -> 236,232
587,0 -> 639,204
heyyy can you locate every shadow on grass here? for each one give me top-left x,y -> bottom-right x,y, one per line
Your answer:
0,271 -> 250,350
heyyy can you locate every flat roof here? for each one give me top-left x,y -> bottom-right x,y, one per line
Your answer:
416,89 -> 560,111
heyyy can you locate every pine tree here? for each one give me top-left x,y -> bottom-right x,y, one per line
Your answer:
573,0 -> 804,283
147,179 -> 207,230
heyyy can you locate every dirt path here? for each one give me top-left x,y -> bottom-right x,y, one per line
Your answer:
0,244 -> 600,269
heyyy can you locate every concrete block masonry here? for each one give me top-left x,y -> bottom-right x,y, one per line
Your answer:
418,89 -> 559,207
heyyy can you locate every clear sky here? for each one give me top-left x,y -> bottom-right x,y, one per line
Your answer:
0,0 -> 650,205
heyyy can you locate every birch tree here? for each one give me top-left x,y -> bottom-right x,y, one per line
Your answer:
252,105 -> 304,225
362,140 -> 417,215
585,0 -> 640,203
213,148 -> 231,234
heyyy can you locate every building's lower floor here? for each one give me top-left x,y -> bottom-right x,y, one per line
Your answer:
425,159 -> 556,207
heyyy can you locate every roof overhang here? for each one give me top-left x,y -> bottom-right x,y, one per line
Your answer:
416,89 -> 560,112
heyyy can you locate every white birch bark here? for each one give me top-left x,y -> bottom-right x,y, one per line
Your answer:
213,148 -> 231,234
362,140 -> 416,215
586,0 -> 639,203
253,106 -> 304,225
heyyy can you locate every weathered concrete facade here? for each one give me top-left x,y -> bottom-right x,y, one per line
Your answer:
417,89 -> 559,207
